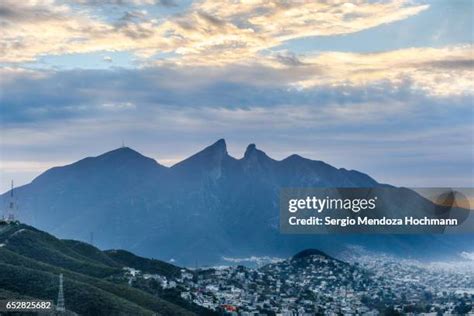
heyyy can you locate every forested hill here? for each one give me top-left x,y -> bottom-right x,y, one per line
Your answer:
0,222 -> 212,315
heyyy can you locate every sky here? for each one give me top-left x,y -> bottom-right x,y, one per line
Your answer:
0,0 -> 473,193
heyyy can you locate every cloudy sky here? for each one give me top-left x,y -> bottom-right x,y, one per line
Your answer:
0,0 -> 473,192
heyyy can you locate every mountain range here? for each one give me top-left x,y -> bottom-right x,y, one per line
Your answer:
3,139 -> 472,265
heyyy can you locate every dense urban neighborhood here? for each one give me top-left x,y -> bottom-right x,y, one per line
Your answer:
123,249 -> 474,315
1,221 -> 473,315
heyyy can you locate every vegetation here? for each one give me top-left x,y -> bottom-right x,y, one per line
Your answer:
0,223 -> 198,315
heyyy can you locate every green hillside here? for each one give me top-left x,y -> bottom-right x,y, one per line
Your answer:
0,222 -> 199,315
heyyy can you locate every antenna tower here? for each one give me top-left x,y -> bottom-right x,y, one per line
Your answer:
56,273 -> 66,312
3,180 -> 17,222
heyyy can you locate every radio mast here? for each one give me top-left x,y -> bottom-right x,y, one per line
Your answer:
56,273 -> 66,312
3,180 -> 17,223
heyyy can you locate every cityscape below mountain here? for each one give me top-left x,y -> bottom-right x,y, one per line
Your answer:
0,222 -> 472,315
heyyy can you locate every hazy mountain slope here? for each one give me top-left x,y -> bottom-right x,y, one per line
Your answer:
3,139 -> 472,265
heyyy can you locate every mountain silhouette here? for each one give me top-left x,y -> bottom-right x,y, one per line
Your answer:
3,139 -> 472,265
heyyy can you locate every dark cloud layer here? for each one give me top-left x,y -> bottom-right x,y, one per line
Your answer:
1,65 -> 472,130
1,65 -> 472,192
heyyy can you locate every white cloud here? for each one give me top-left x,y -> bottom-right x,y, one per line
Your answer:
5,1 -> 468,96
0,161 -> 68,173
157,0 -> 429,65
289,45 -> 474,96
461,252 -> 474,261
0,0 -> 429,65
101,102 -> 136,110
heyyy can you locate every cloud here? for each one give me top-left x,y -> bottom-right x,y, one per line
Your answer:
0,1 -> 471,192
0,0 -> 177,63
461,252 -> 474,261
2,0 -> 469,96
1,92 -> 472,190
1,44 -> 472,128
197,0 -> 429,40
156,0 -> 430,65
288,45 -> 474,96
1,62 -> 472,190
101,102 -> 135,109
21,43 -> 465,99
0,0 -> 428,64
0,0 -> 112,63
1,64 -> 472,162
0,161 -> 68,173
73,0 -> 175,6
